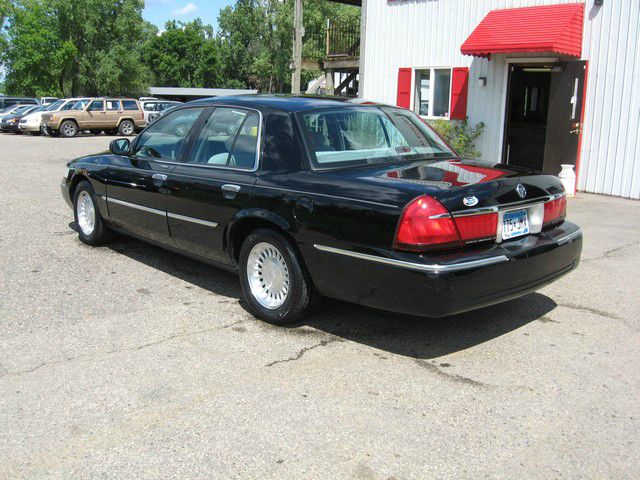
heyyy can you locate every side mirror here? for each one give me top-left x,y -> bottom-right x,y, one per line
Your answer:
110,138 -> 131,156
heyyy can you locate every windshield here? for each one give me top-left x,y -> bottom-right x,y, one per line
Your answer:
299,106 -> 455,169
13,105 -> 33,115
71,99 -> 90,110
44,100 -> 64,111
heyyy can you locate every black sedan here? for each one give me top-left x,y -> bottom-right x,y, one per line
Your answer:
61,95 -> 582,324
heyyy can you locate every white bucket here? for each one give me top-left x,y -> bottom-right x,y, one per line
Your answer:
558,164 -> 576,197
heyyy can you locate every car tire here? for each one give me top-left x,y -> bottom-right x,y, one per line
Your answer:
239,228 -> 318,325
118,120 -> 135,136
59,120 -> 78,138
73,180 -> 111,246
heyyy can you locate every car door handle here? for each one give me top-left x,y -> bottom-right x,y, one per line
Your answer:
221,184 -> 241,199
152,173 -> 168,182
221,184 -> 241,193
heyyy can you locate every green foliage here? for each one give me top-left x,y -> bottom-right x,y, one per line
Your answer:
2,0 -> 360,96
428,118 -> 485,159
4,0 -> 151,97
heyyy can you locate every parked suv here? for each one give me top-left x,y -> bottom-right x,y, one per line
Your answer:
41,97 -> 145,137
33,98 -> 91,135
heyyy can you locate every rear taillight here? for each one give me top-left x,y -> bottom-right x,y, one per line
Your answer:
394,195 -> 498,252
394,195 -> 462,251
543,196 -> 566,227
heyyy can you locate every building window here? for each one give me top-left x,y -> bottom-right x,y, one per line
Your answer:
414,68 -> 452,118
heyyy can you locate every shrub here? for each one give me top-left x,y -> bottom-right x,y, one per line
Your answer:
428,118 -> 485,159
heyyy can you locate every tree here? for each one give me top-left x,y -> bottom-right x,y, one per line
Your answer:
143,19 -> 222,88
4,0 -> 150,97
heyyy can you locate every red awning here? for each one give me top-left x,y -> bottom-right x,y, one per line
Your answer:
461,3 -> 584,59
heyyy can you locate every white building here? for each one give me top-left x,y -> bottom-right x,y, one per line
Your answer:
357,0 -> 640,199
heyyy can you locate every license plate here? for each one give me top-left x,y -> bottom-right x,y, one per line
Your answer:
502,209 -> 530,240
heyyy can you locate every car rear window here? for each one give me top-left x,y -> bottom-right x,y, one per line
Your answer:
122,100 -> 139,111
299,106 -> 455,169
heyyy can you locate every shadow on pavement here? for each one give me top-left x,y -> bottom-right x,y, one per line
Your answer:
297,293 -> 556,359
90,225 -> 557,359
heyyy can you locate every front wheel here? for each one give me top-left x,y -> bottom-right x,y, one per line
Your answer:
239,229 -> 317,325
59,120 -> 78,138
73,180 -> 111,245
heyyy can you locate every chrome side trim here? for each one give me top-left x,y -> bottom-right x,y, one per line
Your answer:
107,197 -> 165,216
557,228 -> 582,245
167,212 -> 218,228
313,244 -> 509,273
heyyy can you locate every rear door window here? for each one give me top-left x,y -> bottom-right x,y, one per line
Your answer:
188,107 -> 260,170
106,100 -> 121,111
123,100 -> 139,111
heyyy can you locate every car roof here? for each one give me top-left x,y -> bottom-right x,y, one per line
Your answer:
188,94 -> 384,113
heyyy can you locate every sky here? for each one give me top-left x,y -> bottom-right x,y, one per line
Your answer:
143,0 -> 235,30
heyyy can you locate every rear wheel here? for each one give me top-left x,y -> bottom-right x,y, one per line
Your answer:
59,120 -> 78,138
118,120 -> 135,136
239,229 -> 317,325
73,180 -> 111,245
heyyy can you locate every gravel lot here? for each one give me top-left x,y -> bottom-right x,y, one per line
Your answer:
1,133 -> 639,479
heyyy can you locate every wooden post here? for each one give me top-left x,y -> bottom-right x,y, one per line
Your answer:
291,0 -> 303,94
325,69 -> 335,96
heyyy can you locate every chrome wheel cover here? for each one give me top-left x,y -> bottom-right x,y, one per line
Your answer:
121,122 -> 134,135
76,191 -> 96,236
247,242 -> 290,310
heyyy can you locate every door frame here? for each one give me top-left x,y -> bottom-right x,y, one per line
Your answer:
498,57 -> 589,191
498,57 -> 560,166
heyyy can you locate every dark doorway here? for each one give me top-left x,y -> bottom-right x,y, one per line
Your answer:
503,65 -> 551,170
503,61 -> 587,175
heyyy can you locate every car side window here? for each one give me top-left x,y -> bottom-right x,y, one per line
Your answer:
123,100 -> 139,111
133,107 -> 205,160
188,108 -> 260,169
106,100 -> 121,111
88,100 -> 104,111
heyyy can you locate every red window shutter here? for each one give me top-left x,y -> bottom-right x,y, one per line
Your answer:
396,68 -> 412,109
450,67 -> 469,120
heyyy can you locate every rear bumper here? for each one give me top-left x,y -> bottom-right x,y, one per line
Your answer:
308,221 -> 582,317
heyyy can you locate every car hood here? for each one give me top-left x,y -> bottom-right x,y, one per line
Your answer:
22,112 -> 43,120
323,158 -> 565,213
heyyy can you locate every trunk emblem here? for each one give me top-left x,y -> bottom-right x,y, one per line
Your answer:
516,184 -> 527,198
463,196 -> 479,207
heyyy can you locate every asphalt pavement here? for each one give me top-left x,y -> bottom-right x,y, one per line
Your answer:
0,133 -> 639,479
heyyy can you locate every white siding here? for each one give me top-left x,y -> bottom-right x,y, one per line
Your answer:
579,0 -> 640,199
361,0 -> 640,199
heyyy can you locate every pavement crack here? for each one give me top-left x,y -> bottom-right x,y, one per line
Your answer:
221,319 -> 244,329
265,338 -> 345,367
0,326 -> 220,379
414,359 -> 492,389
583,240 -> 640,262
557,303 -> 620,320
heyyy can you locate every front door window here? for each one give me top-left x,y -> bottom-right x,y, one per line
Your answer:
133,107 -> 205,161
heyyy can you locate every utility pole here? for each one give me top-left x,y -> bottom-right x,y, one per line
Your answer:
291,0 -> 303,94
